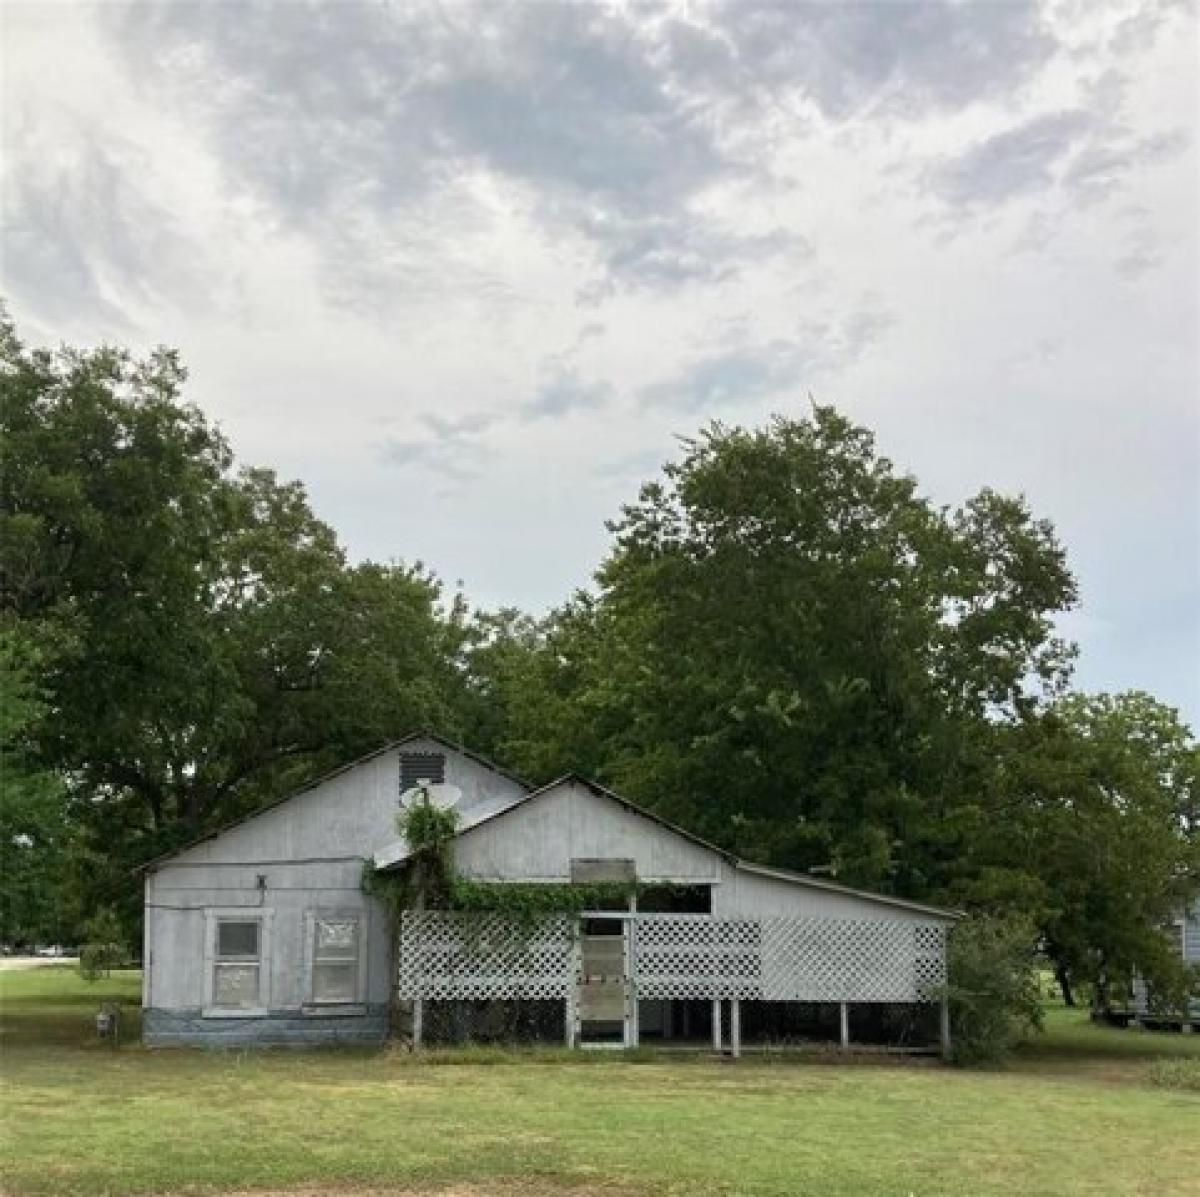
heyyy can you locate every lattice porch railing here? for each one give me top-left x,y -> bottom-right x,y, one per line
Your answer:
398,912 -> 946,1004
397,912 -> 573,1000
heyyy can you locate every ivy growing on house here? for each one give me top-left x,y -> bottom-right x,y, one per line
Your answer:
365,813 -> 703,934
362,782 -> 710,935
362,796 -> 460,928
447,878 -> 639,929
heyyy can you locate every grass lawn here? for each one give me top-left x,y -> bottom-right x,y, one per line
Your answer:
1,966 -> 1197,1197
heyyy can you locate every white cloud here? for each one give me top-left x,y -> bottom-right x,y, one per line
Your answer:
2,0 -> 1196,723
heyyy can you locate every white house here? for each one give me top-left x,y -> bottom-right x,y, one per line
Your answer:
142,733 -> 960,1053
1130,899 -> 1200,1027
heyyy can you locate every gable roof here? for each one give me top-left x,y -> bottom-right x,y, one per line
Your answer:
376,771 -> 962,921
141,733 -> 961,920
138,730 -> 532,874
457,773 -> 738,863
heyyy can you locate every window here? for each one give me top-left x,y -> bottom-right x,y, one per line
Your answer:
213,919 -> 262,1009
311,916 -> 361,1004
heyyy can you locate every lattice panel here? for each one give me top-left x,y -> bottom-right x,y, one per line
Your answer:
760,919 -> 946,1003
635,918 -> 762,999
399,912 -> 948,1006
636,917 -> 946,1004
398,912 -> 572,1000
913,924 -> 948,994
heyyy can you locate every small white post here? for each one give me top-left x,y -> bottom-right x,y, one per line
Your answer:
730,998 -> 742,1059
712,998 -> 723,1053
411,886 -> 425,1051
839,1001 -> 849,1050
939,995 -> 952,1061
569,925 -> 582,1048
625,909 -> 639,1049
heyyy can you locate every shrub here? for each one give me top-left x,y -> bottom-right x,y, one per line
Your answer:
944,914 -> 1043,1066
1148,1058 -> 1200,1092
78,908 -> 127,982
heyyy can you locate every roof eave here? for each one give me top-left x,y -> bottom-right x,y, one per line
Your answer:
734,860 -> 964,921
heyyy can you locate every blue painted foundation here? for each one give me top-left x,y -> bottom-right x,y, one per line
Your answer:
143,1006 -> 390,1047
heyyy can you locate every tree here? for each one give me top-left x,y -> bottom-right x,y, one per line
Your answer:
0,625 -> 70,947
974,692 -> 1199,1011
2,316 -> 239,847
454,606 -> 557,764
501,409 -> 1078,899
1,312 -> 467,932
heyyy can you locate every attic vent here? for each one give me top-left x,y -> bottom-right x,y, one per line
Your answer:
400,751 -> 445,792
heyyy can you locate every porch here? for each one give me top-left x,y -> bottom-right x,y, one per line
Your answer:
397,909 -> 951,1057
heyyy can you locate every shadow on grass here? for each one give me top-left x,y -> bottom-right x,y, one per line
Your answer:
0,965 -> 143,1048
1006,1005 -> 1200,1087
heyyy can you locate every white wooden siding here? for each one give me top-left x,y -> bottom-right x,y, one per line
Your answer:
452,779 -> 722,884
1185,899 -> 1200,963
145,738 -> 527,1014
159,737 -> 528,870
712,863 -> 955,925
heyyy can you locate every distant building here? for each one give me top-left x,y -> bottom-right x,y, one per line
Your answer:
1130,899 -> 1200,1027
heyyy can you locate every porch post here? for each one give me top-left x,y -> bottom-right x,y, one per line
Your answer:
839,1001 -> 849,1050
566,920 -> 581,1048
712,998 -> 723,1053
939,993 -> 952,1061
730,998 -> 742,1059
411,887 -> 425,1051
626,904 -> 639,1049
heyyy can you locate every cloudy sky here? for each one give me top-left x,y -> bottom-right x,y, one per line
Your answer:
3,0 -> 1198,723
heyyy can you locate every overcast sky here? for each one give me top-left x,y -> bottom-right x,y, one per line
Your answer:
3,0 -> 1198,724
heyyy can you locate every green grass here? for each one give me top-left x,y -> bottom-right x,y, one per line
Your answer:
1,967 -> 1197,1197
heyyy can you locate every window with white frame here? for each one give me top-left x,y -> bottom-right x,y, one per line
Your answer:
311,915 -> 361,1004
212,918 -> 263,1009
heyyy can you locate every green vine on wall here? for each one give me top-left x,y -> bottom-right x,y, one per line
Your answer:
400,801 -> 459,904
448,879 -> 640,929
362,793 -> 459,929
367,860 -> 702,935
362,788 -> 704,935
361,864 -> 411,930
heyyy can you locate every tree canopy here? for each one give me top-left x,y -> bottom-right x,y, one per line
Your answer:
493,413 -> 1079,892
1,315 -> 466,927
1,313 -> 1195,1010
